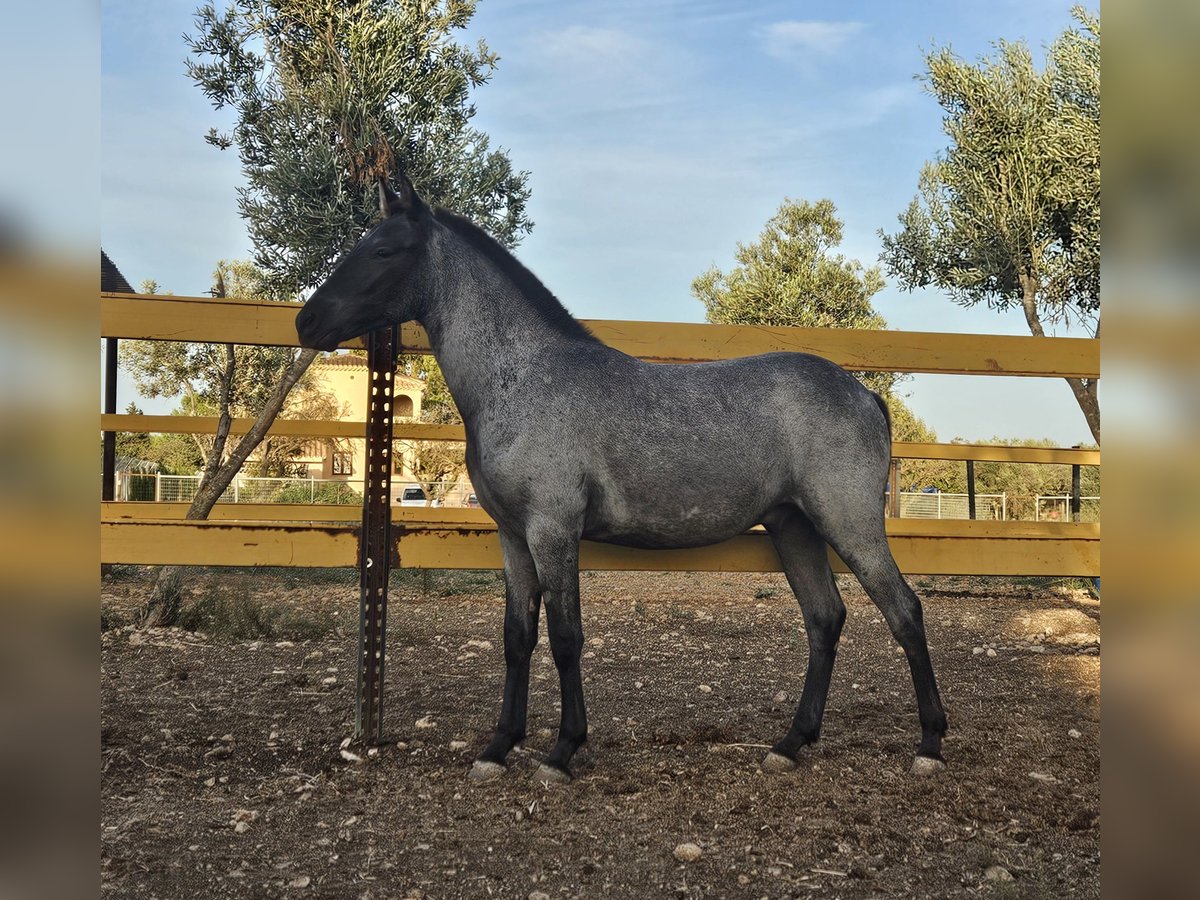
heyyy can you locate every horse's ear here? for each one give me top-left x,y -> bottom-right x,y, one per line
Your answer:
378,174 -> 417,218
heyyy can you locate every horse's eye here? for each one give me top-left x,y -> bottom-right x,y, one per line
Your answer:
375,248 -> 394,259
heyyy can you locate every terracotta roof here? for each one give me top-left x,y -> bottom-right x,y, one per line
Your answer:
314,353 -> 425,386
101,250 -> 134,293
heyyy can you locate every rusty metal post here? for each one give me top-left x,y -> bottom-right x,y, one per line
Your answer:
888,458 -> 902,518
356,325 -> 399,743
102,337 -> 118,501
1070,463 -> 1082,523
966,460 -> 976,520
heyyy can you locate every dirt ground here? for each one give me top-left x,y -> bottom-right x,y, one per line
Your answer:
101,569 -> 1100,899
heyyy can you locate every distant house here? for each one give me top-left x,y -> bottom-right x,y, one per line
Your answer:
291,354 -> 426,482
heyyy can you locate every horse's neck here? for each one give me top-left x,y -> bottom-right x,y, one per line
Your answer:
418,257 -> 586,423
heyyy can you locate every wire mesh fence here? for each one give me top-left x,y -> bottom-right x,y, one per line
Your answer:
895,491 -> 1007,520
117,474 -> 1097,521
115,472 -> 475,507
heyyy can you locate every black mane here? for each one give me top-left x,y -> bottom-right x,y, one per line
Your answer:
434,208 -> 598,343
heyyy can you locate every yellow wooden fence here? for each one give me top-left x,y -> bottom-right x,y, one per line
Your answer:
100,292 -> 1100,576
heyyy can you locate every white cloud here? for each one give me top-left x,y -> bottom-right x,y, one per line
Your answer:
761,20 -> 865,60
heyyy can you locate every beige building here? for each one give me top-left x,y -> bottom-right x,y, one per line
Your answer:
293,355 -> 426,482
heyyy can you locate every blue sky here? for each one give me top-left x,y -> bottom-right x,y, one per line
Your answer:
102,0 -> 1096,445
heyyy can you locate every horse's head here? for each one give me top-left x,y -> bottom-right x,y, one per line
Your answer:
296,175 -> 432,351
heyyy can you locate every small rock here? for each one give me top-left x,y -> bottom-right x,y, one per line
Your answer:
275,640 -> 294,648
289,875 -> 311,888
340,749 -> 363,763
673,842 -> 703,862
415,716 -> 437,730
588,637 -> 605,648
204,746 -> 231,760
984,865 -> 1013,882
466,639 -> 494,651
737,874 -> 751,885
321,676 -> 338,685
230,809 -> 258,833
972,646 -> 984,656
986,648 -> 997,658
1068,728 -> 1082,739
773,691 -> 788,703
1029,771 -> 1058,783
449,740 -> 468,751
528,892 -> 551,900
698,684 -> 712,694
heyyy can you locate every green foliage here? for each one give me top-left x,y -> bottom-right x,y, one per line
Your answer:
880,8 -> 1100,439
121,261 -> 342,476
897,437 -> 1100,521
123,261 -> 303,413
412,355 -> 459,420
694,199 -> 887,331
692,197 -> 910,403
272,480 -> 362,504
113,402 -> 154,463
881,12 -> 1100,320
186,0 -> 533,298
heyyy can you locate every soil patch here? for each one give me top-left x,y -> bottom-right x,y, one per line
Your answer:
101,571 -> 1099,898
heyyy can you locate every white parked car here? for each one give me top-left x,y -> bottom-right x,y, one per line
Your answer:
396,485 -> 428,507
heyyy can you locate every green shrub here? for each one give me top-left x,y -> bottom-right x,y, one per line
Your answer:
272,481 -> 362,505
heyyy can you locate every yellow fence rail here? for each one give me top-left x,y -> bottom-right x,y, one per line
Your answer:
102,292 -> 1100,377
100,292 -> 1100,576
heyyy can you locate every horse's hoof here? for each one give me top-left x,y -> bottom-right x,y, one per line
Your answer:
468,760 -> 506,782
762,751 -> 798,773
534,763 -> 572,785
910,755 -> 947,777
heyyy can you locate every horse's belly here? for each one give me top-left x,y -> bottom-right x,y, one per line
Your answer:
582,496 -> 766,550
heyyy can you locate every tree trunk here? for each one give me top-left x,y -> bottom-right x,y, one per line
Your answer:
139,347 -> 318,626
1018,274 -> 1100,444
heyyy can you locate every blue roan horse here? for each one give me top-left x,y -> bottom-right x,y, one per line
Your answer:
296,176 -> 948,783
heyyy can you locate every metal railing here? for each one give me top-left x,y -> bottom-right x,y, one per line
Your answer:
116,472 -> 476,507
895,491 -> 1007,520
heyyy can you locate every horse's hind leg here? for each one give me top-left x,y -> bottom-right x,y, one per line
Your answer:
526,527 -> 587,783
471,529 -> 542,781
762,507 -> 847,772
823,520 -> 948,773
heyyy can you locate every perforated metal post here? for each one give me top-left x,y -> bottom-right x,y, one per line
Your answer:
356,324 -> 399,743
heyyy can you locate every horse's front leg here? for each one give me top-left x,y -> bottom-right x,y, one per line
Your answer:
470,530 -> 541,781
528,529 -> 586,783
